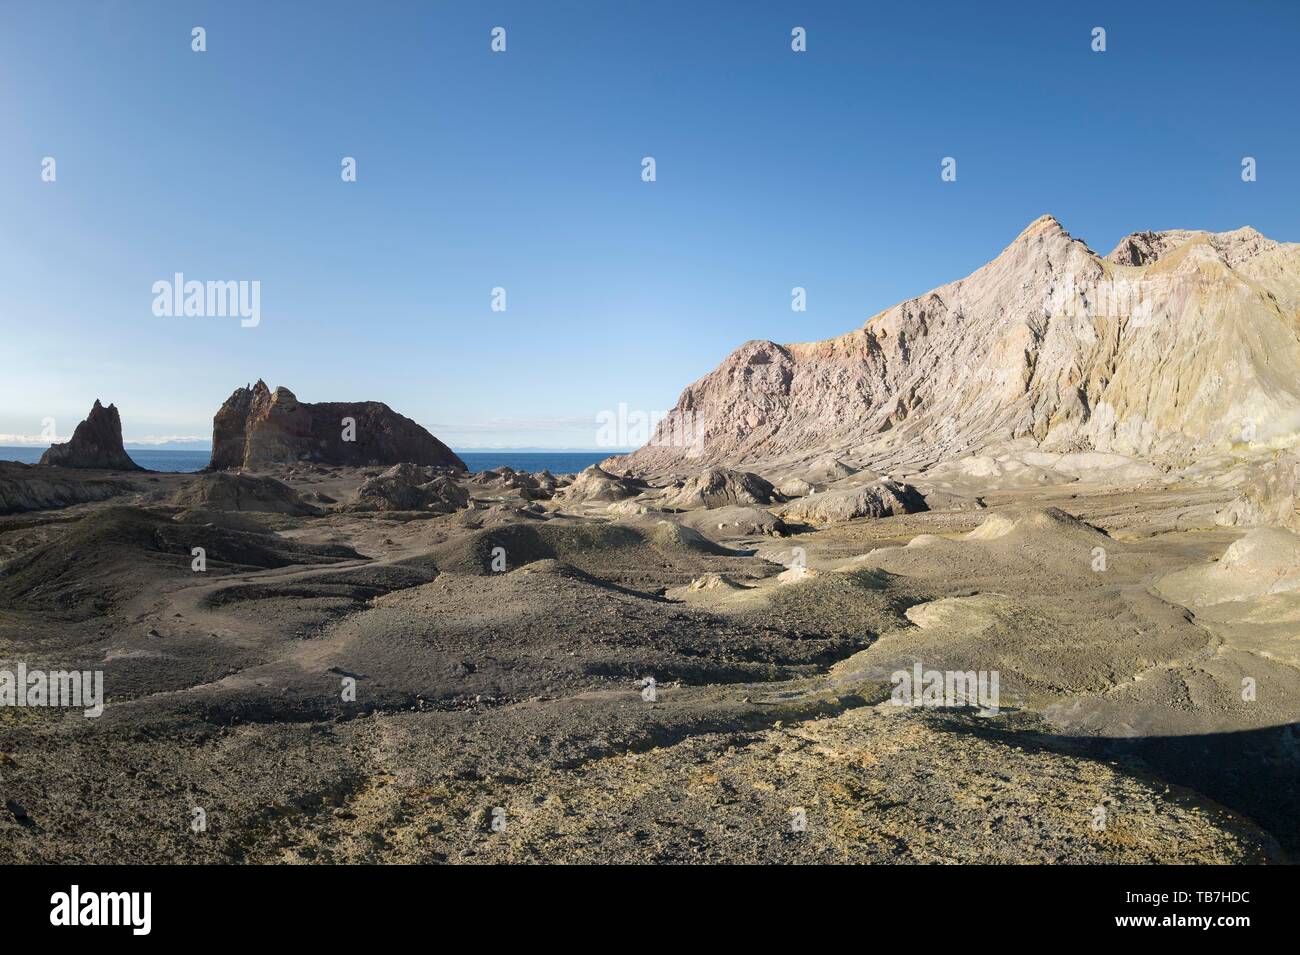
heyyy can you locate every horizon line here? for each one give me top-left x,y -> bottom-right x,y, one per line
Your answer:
0,444 -> 630,454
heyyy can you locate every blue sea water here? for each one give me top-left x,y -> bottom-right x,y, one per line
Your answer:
456,451 -> 611,474
0,447 -> 612,475
0,446 -> 210,472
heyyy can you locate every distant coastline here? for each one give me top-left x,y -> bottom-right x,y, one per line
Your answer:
0,446 -> 616,475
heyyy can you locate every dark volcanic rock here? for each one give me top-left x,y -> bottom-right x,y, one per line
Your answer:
208,381 -> 466,471
0,461 -> 134,515
39,400 -> 141,471
0,506 -> 360,617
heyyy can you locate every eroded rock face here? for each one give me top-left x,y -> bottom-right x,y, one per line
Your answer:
39,401 -> 140,471
1105,230 -> 1190,267
209,381 -> 465,471
1218,452 -> 1300,532
609,217 -> 1300,474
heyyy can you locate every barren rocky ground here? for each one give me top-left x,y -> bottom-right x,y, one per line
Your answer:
1,459 -> 1294,864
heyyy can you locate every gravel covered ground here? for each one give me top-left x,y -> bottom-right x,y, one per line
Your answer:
0,466 -> 1293,863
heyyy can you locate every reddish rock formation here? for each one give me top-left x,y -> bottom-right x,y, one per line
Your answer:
39,400 -> 141,471
209,381 -> 465,471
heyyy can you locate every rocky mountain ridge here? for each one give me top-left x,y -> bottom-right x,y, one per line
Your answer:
609,216 -> 1300,475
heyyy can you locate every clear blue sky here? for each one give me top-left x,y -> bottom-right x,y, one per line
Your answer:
2,0 -> 1297,449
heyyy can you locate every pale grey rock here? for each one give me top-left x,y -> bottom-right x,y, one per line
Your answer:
607,216 -> 1300,475
777,480 -> 925,524
1217,452 -> 1300,532
657,467 -> 775,510
554,465 -> 643,503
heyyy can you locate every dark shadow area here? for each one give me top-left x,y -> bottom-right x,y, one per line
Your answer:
939,714 -> 1300,860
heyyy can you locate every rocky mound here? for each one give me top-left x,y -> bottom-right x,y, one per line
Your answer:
675,504 -> 788,538
209,380 -> 465,471
964,506 -> 1109,545
472,467 -> 551,500
908,488 -> 986,512
430,521 -> 638,574
1218,452 -> 1300,532
847,506 -> 1112,583
0,461 -> 134,514
606,499 -> 657,517
796,456 -> 861,486
553,465 -> 643,504
38,400 -> 141,471
0,506 -> 360,617
171,472 -> 321,515
776,479 -> 925,525
348,463 -> 469,513
649,520 -> 734,554
686,572 -> 746,592
455,501 -> 549,529
429,518 -> 758,592
657,467 -> 776,509
608,216 -> 1300,473
1157,527 -> 1300,607
776,478 -> 815,498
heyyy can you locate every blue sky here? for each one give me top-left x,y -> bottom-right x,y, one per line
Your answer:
2,0 -> 1297,449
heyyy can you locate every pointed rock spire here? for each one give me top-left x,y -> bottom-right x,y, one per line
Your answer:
39,400 -> 141,470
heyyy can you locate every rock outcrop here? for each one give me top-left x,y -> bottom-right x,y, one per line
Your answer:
608,217 -> 1300,474
474,467 -> 552,501
776,479 -> 925,525
39,400 -> 141,471
1217,452 -> 1300,532
658,467 -> 776,510
348,463 -> 469,513
554,465 -> 644,504
209,381 -> 465,471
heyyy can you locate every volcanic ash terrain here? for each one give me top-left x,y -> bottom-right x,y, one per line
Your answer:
3,218 -> 1300,863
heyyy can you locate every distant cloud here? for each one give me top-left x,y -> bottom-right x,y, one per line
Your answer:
0,433 -> 53,446
122,435 -> 211,447
0,433 -> 211,448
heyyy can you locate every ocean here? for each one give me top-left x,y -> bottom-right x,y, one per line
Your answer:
0,447 -> 613,475
0,446 -> 210,472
